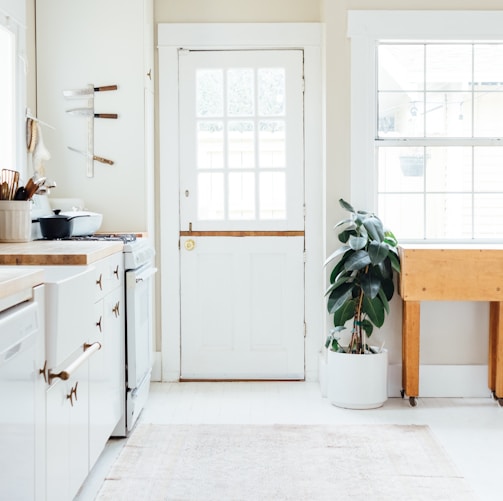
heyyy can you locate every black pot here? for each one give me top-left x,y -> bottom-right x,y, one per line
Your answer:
37,210 -> 90,239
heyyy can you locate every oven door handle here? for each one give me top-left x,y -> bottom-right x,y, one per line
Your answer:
133,266 -> 157,284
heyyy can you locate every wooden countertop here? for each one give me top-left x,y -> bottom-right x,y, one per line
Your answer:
0,267 -> 45,301
0,240 -> 123,265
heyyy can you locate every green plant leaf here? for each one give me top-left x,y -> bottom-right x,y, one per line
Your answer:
339,198 -> 355,213
344,250 -> 371,271
324,245 -> 350,267
368,241 -> 389,265
332,298 -> 357,327
363,216 -> 385,242
361,318 -> 374,337
384,230 -> 398,247
362,295 -> 385,328
325,272 -> 353,297
334,218 -> 356,230
388,251 -> 401,273
327,282 -> 354,313
377,259 -> 392,279
329,258 -> 347,284
378,287 -> 390,314
348,234 -> 367,250
360,273 -> 381,299
381,277 -> 395,301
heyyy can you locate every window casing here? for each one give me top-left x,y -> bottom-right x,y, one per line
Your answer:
348,10 -> 503,243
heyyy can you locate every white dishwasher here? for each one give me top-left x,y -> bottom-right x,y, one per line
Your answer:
0,280 -> 45,501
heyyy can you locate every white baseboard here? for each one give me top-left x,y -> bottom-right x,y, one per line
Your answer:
389,363 -> 491,398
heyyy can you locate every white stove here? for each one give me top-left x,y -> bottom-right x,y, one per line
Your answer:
123,238 -> 155,270
62,232 -> 157,436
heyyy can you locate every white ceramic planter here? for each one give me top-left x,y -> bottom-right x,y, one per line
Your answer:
327,349 -> 388,409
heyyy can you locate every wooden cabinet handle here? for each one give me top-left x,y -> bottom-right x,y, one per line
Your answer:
96,273 -> 103,290
113,265 -> 120,279
66,382 -> 78,407
39,360 -> 48,383
112,302 -> 120,318
96,316 -> 102,332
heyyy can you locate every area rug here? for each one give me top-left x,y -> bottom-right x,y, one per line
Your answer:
96,424 -> 475,501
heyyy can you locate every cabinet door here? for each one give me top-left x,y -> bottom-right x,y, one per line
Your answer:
89,287 -> 125,464
46,363 -> 89,501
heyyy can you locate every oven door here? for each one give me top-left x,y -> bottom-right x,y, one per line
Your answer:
125,262 -> 157,432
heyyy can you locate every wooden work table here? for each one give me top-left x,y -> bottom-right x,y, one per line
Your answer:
398,244 -> 503,406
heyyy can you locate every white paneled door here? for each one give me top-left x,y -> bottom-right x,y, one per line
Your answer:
179,49 -> 305,379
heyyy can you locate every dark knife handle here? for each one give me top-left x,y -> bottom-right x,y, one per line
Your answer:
93,155 -> 114,165
94,113 -> 118,119
94,85 -> 117,92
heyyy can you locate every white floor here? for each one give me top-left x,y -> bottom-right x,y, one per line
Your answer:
77,382 -> 503,501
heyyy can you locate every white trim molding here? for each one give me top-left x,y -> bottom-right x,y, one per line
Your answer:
158,23 -> 323,382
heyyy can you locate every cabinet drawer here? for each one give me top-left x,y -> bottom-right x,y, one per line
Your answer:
44,266 -> 95,368
93,253 -> 124,300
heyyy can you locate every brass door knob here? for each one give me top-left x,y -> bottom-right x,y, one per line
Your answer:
184,239 -> 195,251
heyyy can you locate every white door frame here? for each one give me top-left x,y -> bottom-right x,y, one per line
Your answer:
158,23 -> 323,382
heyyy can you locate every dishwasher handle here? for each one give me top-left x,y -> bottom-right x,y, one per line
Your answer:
48,342 -> 101,384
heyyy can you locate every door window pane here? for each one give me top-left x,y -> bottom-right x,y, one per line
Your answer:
259,120 -> 285,168
198,173 -> 224,220
228,121 -> 255,169
258,68 -> 285,116
228,172 -> 255,219
197,121 -> 224,169
196,70 -> 223,117
227,68 -> 254,116
260,172 -> 286,219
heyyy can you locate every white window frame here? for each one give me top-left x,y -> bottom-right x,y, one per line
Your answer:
348,10 -> 503,241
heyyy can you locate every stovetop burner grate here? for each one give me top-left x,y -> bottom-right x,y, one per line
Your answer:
62,233 -> 137,243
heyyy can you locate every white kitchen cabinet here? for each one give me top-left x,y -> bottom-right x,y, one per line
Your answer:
46,361 -> 89,501
89,252 -> 125,464
35,0 -> 155,236
43,253 -> 125,500
43,266 -> 95,501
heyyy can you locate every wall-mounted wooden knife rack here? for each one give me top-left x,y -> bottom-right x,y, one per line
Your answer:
63,84 -> 118,178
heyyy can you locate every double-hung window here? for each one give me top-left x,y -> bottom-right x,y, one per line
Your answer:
0,4 -> 25,176
349,11 -> 503,242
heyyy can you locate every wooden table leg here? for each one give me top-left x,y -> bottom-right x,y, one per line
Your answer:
402,300 -> 420,404
489,302 -> 503,402
488,302 -> 498,394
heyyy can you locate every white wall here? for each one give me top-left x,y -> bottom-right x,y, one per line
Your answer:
154,0 -> 320,22
155,0 -> 503,387
24,0 -> 503,387
0,0 -> 25,23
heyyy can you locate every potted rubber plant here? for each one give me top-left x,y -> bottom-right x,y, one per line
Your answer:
324,199 -> 400,409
